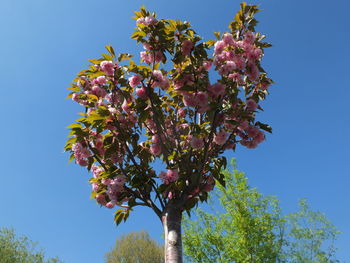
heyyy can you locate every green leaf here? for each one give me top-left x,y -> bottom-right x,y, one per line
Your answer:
105,45 -> 115,57
66,123 -> 82,129
118,53 -> 133,62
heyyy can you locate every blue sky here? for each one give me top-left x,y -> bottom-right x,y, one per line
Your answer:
0,0 -> 349,262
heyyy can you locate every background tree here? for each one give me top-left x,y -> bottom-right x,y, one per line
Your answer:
0,228 -> 63,263
182,161 -> 341,263
105,230 -> 163,263
65,3 -> 273,262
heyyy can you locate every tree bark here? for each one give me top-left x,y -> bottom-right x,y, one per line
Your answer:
162,204 -> 183,263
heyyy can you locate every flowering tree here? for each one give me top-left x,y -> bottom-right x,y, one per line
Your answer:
65,3 -> 273,263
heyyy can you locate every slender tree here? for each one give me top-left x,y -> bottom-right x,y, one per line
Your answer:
105,230 -> 163,263
65,3 -> 273,262
182,161 -> 341,263
0,228 -> 63,263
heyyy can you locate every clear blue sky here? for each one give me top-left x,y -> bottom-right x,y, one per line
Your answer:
0,0 -> 349,262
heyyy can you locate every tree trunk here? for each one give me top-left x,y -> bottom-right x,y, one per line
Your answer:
162,205 -> 183,263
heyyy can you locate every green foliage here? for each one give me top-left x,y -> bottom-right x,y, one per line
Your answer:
105,230 -> 164,263
0,228 -> 63,263
183,160 -> 341,263
281,199 -> 341,263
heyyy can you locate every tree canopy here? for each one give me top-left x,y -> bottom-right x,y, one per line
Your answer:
0,228 -> 63,263
105,230 -> 163,263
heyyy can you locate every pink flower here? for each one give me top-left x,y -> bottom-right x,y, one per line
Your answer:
203,60 -> 212,71
150,144 -> 161,156
183,93 -> 197,107
105,202 -> 115,209
214,40 -> 226,54
228,72 -> 244,85
136,17 -> 146,25
100,61 -> 115,76
246,125 -> 260,138
167,169 -> 179,181
246,99 -> 258,111
177,108 -> 186,118
222,33 -> 235,46
160,170 -> 179,184
95,76 -> 107,85
145,16 -> 157,25
140,51 -> 152,64
182,39 -> 194,55
128,75 -> 142,88
136,87 -> 147,98
77,159 -> 88,166
213,131 -> 228,145
219,61 -> 236,75
96,194 -> 107,205
92,183 -> 99,192
191,137 -> 204,149
244,31 -> 256,44
122,100 -> 131,112
195,92 -> 208,107
91,85 -> 107,98
143,42 -> 151,50
247,63 -> 260,81
208,83 -> 226,98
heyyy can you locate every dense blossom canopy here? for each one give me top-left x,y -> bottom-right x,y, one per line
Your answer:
65,3 -> 273,223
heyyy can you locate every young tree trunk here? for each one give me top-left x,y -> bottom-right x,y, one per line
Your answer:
162,204 -> 183,263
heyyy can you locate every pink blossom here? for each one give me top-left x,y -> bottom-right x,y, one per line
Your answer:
177,108 -> 186,118
214,40 -> 226,54
244,31 -> 256,44
260,81 -> 270,90
222,33 -> 235,46
105,202 -> 115,209
76,159 -> 88,166
254,131 -> 265,143
208,83 -> 226,98
96,194 -> 107,205
191,136 -> 204,149
233,56 -> 246,70
213,131 -> 228,145
203,60 -> 212,71
246,125 -> 260,138
92,183 -> 99,192
228,72 -> 244,85
100,61 -> 115,76
219,61 -> 236,75
195,91 -> 208,107
122,100 -> 131,112
150,144 -> 161,156
95,76 -> 107,85
136,87 -> 147,98
136,17 -> 146,25
246,99 -> 258,111
140,51 -> 152,64
154,51 -> 164,63
182,39 -> 193,55
91,85 -> 107,98
92,165 -> 104,178
128,75 -> 142,88
112,176 -> 126,186
159,170 -> 179,184
143,42 -> 151,50
167,169 -> 179,182
247,63 -> 260,81
145,16 -> 157,25
183,93 -> 197,107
